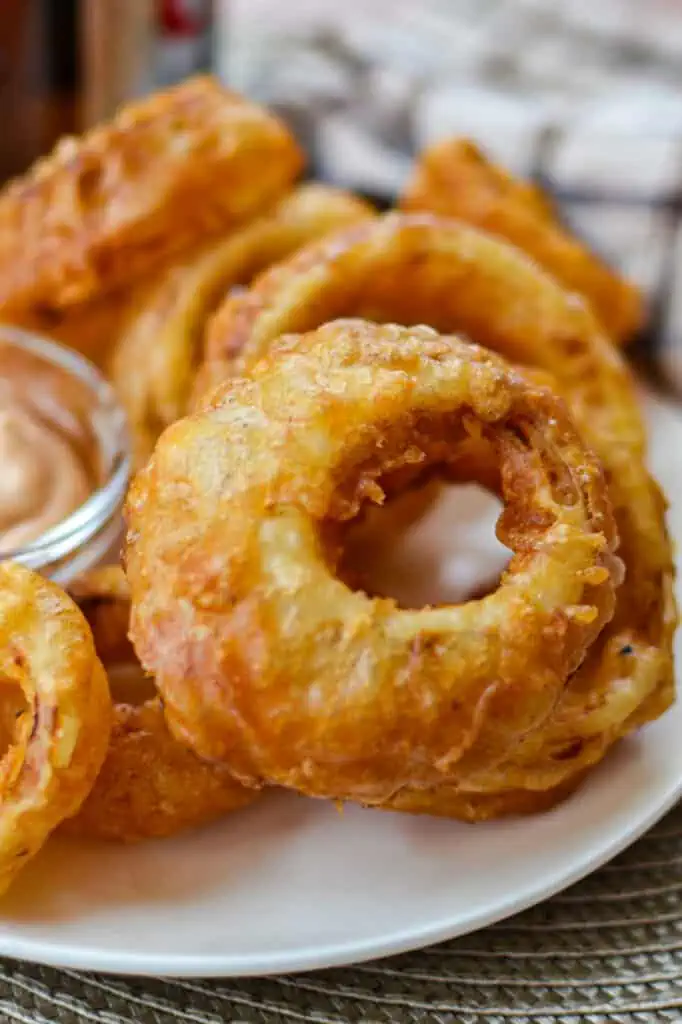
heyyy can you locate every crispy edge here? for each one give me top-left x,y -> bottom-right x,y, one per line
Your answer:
0,562 -> 111,891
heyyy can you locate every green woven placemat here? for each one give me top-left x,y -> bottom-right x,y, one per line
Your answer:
3,801 -> 682,1023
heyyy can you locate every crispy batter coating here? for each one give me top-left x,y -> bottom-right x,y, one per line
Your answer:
125,321 -> 620,805
62,567 -> 259,843
0,76 -> 302,321
400,139 -> 643,345
0,562 -> 111,892
63,701 -> 258,842
196,212 -> 675,808
111,184 -> 374,465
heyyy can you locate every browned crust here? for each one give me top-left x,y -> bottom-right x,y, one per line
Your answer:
62,699 -> 259,842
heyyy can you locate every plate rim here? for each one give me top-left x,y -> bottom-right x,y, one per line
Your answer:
1,750 -> 680,978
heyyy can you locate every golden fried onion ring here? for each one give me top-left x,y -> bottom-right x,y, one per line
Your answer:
63,567 -> 259,842
197,213 -> 674,806
400,139 -> 643,345
126,321 -> 620,804
0,562 -> 110,892
0,77 -> 303,370
0,76 -> 302,320
111,184 -> 374,465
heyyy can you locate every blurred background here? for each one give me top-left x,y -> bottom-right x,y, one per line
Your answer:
3,0 -> 682,384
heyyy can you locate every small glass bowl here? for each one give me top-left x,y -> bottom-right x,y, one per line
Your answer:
0,325 -> 130,585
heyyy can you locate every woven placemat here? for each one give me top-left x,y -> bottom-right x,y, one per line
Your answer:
3,801 -> 682,1024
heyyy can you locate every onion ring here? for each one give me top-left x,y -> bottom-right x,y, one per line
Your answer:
196,212 -> 675,805
0,561 -> 110,892
400,139 -> 643,345
0,76 -> 302,321
111,184 -> 374,465
63,567 -> 259,842
125,321 -> 620,804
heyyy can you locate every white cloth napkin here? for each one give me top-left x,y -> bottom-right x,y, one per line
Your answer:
218,0 -> 682,389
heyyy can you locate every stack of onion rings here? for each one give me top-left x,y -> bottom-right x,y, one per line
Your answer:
190,213 -> 674,814
0,562 -> 110,892
63,567 -> 260,842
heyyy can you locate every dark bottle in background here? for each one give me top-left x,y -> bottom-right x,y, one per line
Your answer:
0,0 -> 80,180
0,0 -> 214,182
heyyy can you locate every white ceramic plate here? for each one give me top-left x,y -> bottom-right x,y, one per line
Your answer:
0,390 -> 681,978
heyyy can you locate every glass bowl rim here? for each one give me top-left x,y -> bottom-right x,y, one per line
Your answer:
0,324 -> 131,569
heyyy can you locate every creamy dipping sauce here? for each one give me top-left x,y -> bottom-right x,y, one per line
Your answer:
0,343 -> 99,554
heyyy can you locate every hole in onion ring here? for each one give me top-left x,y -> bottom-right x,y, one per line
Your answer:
340,481 -> 510,610
106,664 -> 156,706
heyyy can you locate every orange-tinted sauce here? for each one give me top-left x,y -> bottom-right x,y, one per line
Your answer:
0,343 -> 98,553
